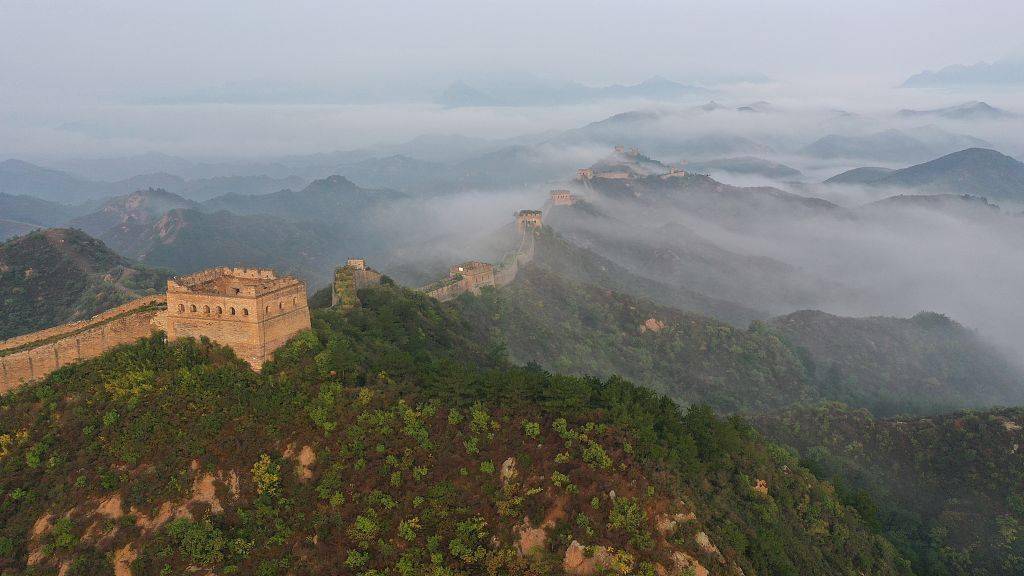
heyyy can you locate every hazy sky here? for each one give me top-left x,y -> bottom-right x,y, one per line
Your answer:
2,0 -> 1023,157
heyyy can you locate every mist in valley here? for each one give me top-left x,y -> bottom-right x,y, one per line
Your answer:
4,0 -> 1024,366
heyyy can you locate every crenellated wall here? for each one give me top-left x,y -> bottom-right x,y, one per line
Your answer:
0,296 -> 166,394
423,227 -> 535,302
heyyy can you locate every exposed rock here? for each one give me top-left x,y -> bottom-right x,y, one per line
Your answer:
515,518 -> 548,556
753,478 -> 769,496
96,493 -> 124,519
26,513 -> 53,566
113,544 -> 137,576
563,540 -> 614,575
671,551 -> 709,576
640,318 -> 667,333
31,513 -> 53,538
515,501 -> 566,557
501,456 -> 518,486
695,531 -> 726,564
132,472 -> 224,533
192,473 -> 223,513
1004,420 -> 1022,432
296,445 -> 317,481
656,509 -> 697,535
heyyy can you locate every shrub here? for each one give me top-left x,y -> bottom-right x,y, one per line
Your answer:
50,517 -> 78,550
608,498 -> 652,550
165,518 -> 225,565
252,454 -> 281,496
449,516 -> 488,564
0,536 -> 15,559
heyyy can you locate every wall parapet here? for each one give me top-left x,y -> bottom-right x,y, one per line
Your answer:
421,224 -> 536,302
1,297 -> 167,393
0,295 -> 166,355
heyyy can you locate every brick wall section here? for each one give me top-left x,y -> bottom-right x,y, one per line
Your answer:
0,296 -> 166,353
424,229 -> 535,302
0,296 -> 166,394
1,267 -> 314,393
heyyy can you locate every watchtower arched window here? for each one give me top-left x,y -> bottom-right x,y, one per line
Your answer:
204,305 -> 210,314
265,305 -> 271,313
279,302 -> 283,310
230,307 -> 236,315
178,304 -> 185,313
190,304 -> 197,313
216,306 -> 223,314
242,308 -> 249,316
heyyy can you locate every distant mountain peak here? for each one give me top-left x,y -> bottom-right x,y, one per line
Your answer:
897,101 -> 1015,120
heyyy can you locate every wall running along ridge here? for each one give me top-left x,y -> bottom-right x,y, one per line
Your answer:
0,296 -> 167,393
422,227 -> 536,302
1,267 -> 314,393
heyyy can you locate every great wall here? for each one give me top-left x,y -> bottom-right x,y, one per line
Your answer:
0,182 -> 608,393
417,209 -> 541,302
1,268 -> 311,393
1,295 -> 168,393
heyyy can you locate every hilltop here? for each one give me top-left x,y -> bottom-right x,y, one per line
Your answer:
0,229 -> 168,340
0,284 -> 910,576
801,129 -> 990,164
0,159 -> 109,203
769,310 -> 1024,415
834,148 -> 1024,203
897,101 -> 1016,121
456,264 -> 813,413
755,404 -> 1024,576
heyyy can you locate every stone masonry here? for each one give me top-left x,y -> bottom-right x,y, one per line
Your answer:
164,267 -> 311,370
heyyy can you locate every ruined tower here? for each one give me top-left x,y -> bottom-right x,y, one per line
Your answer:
332,258 -> 383,310
164,267 -> 311,369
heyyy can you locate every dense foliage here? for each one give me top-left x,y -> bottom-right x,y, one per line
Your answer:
0,229 -> 168,340
0,285 -> 908,575
755,404 -> 1024,576
770,310 -> 1024,416
456,266 -> 813,413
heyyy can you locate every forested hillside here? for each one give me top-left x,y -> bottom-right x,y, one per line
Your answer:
0,284 -> 910,576
0,229 -> 168,340
770,310 -> 1024,415
456,265 -> 813,413
755,404 -> 1024,576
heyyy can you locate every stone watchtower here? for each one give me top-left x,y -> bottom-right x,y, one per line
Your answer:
515,210 -> 543,233
164,267 -> 311,369
550,189 -> 576,206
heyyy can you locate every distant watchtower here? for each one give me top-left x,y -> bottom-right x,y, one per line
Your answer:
332,258 -> 383,310
515,210 -> 543,233
550,189 -> 576,206
164,267 -> 310,369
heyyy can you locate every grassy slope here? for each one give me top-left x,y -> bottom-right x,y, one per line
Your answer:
0,285 -> 908,576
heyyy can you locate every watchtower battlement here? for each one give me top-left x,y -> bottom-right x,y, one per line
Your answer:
550,189 -> 578,206
516,209 -> 543,233
167,267 -> 296,298
165,267 -> 310,369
